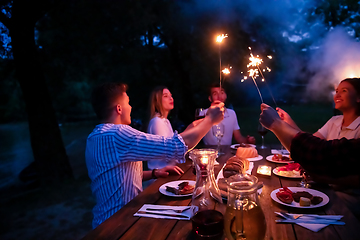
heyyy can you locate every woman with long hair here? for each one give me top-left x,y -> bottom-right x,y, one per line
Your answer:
147,86 -> 176,169
278,78 -> 360,140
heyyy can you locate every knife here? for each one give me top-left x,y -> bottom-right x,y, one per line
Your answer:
137,211 -> 189,219
275,219 -> 345,225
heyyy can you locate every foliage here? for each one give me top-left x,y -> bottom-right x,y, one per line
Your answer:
0,0 -> 359,125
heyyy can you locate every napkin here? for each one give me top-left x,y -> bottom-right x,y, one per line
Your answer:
276,213 -> 344,232
134,204 -> 197,220
271,149 -> 290,155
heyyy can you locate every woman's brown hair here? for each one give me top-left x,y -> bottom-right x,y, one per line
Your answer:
341,78 -> 360,115
149,86 -> 168,120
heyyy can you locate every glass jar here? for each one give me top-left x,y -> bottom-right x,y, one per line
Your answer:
224,174 -> 266,240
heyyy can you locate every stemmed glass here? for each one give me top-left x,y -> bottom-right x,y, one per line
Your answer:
257,123 -> 268,149
298,170 -> 310,188
212,123 -> 225,155
195,108 -> 205,120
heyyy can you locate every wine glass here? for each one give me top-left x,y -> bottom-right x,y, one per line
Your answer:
298,170 -> 310,188
195,108 -> 205,120
257,123 -> 268,149
212,123 -> 225,155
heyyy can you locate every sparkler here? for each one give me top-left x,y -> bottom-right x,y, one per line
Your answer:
241,47 -> 277,107
216,34 -> 228,90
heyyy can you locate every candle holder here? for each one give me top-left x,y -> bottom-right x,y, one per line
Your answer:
257,165 -> 271,176
189,149 -> 223,213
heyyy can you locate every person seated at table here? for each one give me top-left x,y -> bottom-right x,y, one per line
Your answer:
146,86 -> 176,169
260,103 -> 360,218
276,78 -> 360,140
86,82 -> 224,228
200,83 -> 256,145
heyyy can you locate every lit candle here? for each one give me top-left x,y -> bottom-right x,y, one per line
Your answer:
201,156 -> 209,165
257,165 -> 271,176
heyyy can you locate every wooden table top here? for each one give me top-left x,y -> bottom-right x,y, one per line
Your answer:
82,145 -> 360,240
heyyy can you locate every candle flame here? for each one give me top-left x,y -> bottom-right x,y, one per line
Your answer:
201,156 -> 209,164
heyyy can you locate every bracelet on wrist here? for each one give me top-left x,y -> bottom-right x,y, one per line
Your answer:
152,168 -> 158,179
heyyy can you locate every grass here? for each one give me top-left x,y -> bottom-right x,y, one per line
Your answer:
234,103 -> 334,145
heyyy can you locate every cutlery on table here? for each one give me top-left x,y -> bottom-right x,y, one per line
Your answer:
275,219 -> 345,225
276,211 -> 343,220
146,206 -> 191,213
137,211 -> 189,219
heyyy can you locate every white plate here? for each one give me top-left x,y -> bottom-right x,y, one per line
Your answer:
273,166 -> 302,179
216,162 -> 254,182
230,144 -> 256,150
247,155 -> 263,162
270,187 -> 329,208
266,155 -> 294,164
159,180 -> 195,197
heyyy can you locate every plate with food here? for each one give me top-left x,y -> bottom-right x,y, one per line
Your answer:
271,186 -> 329,208
266,154 -> 293,164
159,180 -> 195,197
247,155 -> 263,162
273,163 -> 302,178
230,143 -> 256,150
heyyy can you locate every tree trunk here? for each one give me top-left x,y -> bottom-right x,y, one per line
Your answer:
9,1 -> 73,184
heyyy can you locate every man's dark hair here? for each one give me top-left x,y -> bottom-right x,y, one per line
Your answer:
208,82 -> 227,96
91,82 -> 128,121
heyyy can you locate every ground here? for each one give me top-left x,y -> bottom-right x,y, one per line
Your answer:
0,122 -> 95,240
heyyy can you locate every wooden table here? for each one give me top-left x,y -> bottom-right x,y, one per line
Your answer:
82,145 -> 360,240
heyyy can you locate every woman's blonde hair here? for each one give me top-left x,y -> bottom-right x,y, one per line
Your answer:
149,86 -> 168,120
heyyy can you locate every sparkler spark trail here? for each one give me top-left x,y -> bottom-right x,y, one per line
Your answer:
216,34 -> 228,90
241,47 -> 277,107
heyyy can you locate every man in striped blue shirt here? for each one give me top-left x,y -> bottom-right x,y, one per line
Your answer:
86,82 -> 224,228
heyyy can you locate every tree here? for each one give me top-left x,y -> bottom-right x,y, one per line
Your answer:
0,0 -> 73,184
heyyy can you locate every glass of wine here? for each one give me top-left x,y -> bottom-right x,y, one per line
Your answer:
298,170 -> 311,188
195,108 -> 205,120
212,123 -> 225,155
258,123 -> 268,149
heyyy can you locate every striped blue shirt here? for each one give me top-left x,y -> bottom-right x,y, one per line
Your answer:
85,123 -> 187,228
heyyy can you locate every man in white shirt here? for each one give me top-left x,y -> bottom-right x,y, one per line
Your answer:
85,82 -> 224,228
202,83 -> 255,145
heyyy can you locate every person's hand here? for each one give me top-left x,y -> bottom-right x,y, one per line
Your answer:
259,103 -> 281,129
206,100 -> 224,125
155,166 -> 184,178
276,107 -> 292,125
246,135 -> 256,144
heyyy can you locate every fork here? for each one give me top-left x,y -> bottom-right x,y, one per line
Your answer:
146,206 -> 191,213
279,211 -> 342,220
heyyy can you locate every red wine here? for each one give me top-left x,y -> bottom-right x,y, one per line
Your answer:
258,130 -> 268,136
192,210 -> 224,239
195,115 -> 205,120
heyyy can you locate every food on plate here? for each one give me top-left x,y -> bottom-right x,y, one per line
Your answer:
272,154 -> 290,161
299,197 -> 311,206
292,191 -> 313,202
165,181 -> 194,195
276,187 -> 294,204
275,187 -> 324,205
276,163 -> 302,177
223,156 -> 250,178
236,144 -> 258,158
311,196 -> 324,205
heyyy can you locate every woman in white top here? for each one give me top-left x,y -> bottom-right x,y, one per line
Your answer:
277,78 -> 360,140
147,86 -> 176,169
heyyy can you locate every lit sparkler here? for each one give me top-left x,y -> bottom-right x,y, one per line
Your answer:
241,47 -> 277,106
222,67 -> 231,75
216,34 -> 228,90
